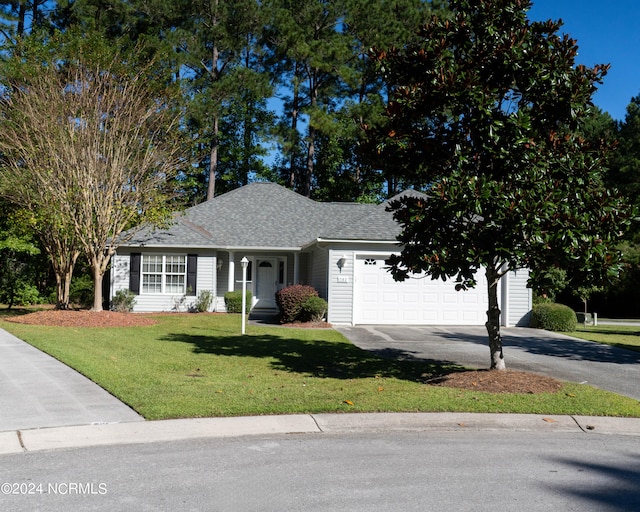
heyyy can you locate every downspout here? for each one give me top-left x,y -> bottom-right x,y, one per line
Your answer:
501,270 -> 510,327
293,252 -> 300,284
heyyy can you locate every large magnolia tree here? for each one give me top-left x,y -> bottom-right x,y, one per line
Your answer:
0,34 -> 184,311
367,0 -> 634,369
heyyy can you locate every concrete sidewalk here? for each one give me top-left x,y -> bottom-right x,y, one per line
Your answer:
1,412 -> 640,455
0,329 -> 143,432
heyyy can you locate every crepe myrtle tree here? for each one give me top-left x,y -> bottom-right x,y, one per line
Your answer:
0,35 -> 184,311
367,0 -> 634,369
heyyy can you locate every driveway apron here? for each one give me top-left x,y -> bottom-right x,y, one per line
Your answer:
0,329 -> 143,432
335,325 -> 640,401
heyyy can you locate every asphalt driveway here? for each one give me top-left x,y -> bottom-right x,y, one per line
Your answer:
335,325 -> 640,401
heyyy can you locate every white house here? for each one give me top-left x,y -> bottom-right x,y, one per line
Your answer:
108,182 -> 532,326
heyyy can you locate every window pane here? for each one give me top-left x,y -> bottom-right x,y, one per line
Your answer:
143,255 -> 162,273
165,255 -> 185,274
165,274 -> 185,294
142,274 -> 162,293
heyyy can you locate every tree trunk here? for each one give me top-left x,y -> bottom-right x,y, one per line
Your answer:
17,2 -> 26,36
303,125 -> 315,197
49,249 -> 79,310
207,20 -> 220,201
207,115 -> 219,200
289,65 -> 300,190
91,251 -> 116,312
56,271 -> 73,310
485,266 -> 505,370
92,263 -> 104,312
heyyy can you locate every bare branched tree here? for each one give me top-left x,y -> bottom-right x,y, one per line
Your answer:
0,48 -> 184,311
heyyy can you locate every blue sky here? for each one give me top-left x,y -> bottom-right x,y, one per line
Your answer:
527,0 -> 640,121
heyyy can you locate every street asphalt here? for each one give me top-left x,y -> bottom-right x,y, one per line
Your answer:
1,324 -> 640,456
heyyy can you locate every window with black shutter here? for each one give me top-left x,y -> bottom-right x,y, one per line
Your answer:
129,253 -> 141,294
187,254 -> 197,296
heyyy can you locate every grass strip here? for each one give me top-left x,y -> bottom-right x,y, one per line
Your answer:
571,324 -> 640,353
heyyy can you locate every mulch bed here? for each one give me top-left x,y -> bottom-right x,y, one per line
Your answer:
5,310 -> 157,328
428,369 -> 564,394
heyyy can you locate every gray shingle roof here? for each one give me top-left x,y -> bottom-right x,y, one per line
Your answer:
122,182 -> 424,249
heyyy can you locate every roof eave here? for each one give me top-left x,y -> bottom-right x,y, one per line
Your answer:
118,243 -> 303,252
304,238 -> 400,249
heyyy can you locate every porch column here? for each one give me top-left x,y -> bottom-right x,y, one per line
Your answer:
228,252 -> 235,292
293,252 -> 300,284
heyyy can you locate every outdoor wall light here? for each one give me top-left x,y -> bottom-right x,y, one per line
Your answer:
217,259 -> 223,270
337,255 -> 347,272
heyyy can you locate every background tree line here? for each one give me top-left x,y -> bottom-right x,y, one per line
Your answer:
0,0 -> 446,203
0,0 -> 637,317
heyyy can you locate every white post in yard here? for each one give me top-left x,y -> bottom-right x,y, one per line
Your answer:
241,257 -> 249,335
227,252 -> 235,292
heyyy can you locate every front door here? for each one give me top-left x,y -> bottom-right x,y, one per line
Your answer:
255,259 -> 277,309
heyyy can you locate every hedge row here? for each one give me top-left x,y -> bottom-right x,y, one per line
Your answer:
224,290 -> 252,314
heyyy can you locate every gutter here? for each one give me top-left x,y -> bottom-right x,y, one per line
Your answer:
304,238 -> 400,250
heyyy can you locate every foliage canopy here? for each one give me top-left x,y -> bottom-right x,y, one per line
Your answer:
367,0 -> 634,368
0,32 -> 184,310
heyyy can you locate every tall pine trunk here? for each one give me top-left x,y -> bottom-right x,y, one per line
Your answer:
207,115 -> 219,200
303,125 -> 315,197
206,6 -> 220,201
288,65 -> 300,190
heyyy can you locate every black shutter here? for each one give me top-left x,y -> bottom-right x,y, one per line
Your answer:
187,254 -> 197,295
102,265 -> 112,310
130,253 -> 141,294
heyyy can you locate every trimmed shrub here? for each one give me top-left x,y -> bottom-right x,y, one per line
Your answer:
224,290 -> 252,314
276,285 -> 319,323
70,275 -> 94,308
111,289 -> 136,313
300,296 -> 328,322
2,282 -> 42,306
530,303 -> 577,332
192,290 -> 214,313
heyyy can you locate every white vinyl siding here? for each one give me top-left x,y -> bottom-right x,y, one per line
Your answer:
308,248 -> 328,300
326,249 -> 355,324
503,269 -> 532,327
110,251 -> 216,312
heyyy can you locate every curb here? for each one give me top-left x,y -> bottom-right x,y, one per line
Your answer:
2,412 -> 640,455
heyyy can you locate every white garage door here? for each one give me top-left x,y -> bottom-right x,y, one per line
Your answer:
354,255 -> 488,325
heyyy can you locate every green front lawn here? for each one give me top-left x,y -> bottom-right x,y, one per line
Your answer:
570,324 -> 640,353
2,313 -> 639,419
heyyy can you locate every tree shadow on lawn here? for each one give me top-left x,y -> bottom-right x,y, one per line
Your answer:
160,331 -> 466,382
